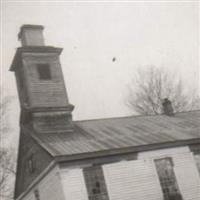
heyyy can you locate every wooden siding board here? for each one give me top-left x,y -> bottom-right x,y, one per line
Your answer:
18,146 -> 200,200
60,169 -> 88,200
103,160 -> 163,200
20,167 -> 65,200
38,168 -> 65,200
22,52 -> 69,108
15,128 -> 53,199
139,147 -> 200,200
173,153 -> 200,200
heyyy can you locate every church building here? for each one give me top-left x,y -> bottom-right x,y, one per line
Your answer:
11,25 -> 200,200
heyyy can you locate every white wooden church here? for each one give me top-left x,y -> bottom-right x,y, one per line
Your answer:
11,25 -> 200,200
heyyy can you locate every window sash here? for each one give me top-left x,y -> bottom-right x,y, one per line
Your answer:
154,157 -> 182,200
83,166 -> 109,200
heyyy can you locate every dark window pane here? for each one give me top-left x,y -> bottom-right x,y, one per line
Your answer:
37,64 -> 51,80
154,158 -> 182,200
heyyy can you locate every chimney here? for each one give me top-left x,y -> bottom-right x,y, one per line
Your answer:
162,98 -> 174,116
18,24 -> 45,46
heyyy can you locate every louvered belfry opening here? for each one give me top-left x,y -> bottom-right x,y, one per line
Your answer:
11,24 -> 74,132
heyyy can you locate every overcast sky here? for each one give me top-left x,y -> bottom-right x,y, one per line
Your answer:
1,1 -> 199,143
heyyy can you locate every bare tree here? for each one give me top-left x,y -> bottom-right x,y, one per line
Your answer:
126,66 -> 200,115
0,96 -> 13,136
0,94 -> 15,200
0,149 -> 15,200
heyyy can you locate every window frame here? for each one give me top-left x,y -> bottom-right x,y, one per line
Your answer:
83,165 -> 109,200
194,153 -> 200,174
154,157 -> 182,200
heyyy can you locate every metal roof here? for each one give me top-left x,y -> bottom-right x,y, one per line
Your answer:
28,110 -> 200,157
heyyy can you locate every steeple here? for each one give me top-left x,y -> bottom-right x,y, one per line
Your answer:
10,24 -> 74,132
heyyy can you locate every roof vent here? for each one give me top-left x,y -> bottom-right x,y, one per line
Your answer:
18,24 -> 45,46
162,98 -> 174,116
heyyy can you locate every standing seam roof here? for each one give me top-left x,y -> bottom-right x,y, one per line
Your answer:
27,110 -> 200,157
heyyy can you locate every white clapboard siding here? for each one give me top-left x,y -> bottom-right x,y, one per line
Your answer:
23,193 -> 35,200
103,160 -> 163,200
60,168 -> 88,200
22,167 -> 65,200
138,146 -> 200,200
173,152 -> 200,200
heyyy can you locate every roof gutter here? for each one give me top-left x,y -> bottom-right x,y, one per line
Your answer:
54,138 -> 200,163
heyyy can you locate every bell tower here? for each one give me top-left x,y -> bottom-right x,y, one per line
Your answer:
10,25 -> 74,132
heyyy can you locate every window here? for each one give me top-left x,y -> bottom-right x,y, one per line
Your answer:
37,64 -> 51,80
34,189 -> 40,200
83,166 -> 109,200
194,154 -> 200,174
28,155 -> 35,173
154,158 -> 182,200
